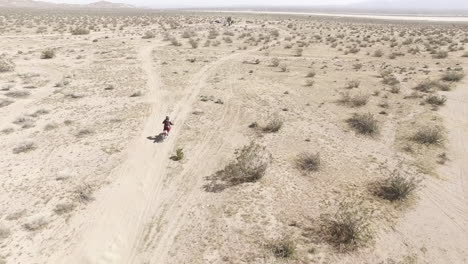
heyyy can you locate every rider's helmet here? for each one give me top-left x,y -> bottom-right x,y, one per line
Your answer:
165,116 -> 169,120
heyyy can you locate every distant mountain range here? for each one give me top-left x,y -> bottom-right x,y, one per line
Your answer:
349,0 -> 468,12
0,0 -> 135,9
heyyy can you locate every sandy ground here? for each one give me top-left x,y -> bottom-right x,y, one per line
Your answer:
0,10 -> 467,264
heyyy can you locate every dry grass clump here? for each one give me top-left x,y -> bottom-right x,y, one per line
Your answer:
425,95 -> 447,106
306,70 -> 316,78
41,49 -> 55,59
414,80 -> 449,93
0,226 -> 10,240
5,90 -> 30,98
54,202 -> 76,215
71,27 -> 90,35
432,50 -> 448,59
204,142 -> 271,192
0,54 -> 15,72
441,71 -> 465,82
345,80 -> 360,89
142,31 -> 155,39
23,216 -> 48,231
347,113 -> 378,135
321,201 -> 373,251
340,93 -> 369,107
373,49 -> 384,57
271,239 -> 296,258
373,171 -> 418,202
0,99 -> 13,108
296,152 -> 321,172
12,141 -> 37,154
271,58 -> 280,67
411,126 -> 443,145
262,118 -> 283,133
76,183 -> 94,203
170,148 -> 185,161
76,128 -> 94,137
304,79 -> 314,87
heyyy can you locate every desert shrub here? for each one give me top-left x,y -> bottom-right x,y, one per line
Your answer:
382,75 -> 399,85
13,141 -> 37,154
71,27 -> 89,35
262,118 -> 283,133
271,58 -> 280,67
296,152 -> 320,172
41,49 -> 55,59
0,226 -> 10,239
279,64 -> 288,72
441,71 -> 465,82
130,91 -> 142,97
5,90 -> 30,98
171,148 -> 184,161
347,113 -> 378,135
142,31 -> 155,39
76,183 -> 94,203
0,99 -> 13,108
54,202 -> 76,215
345,80 -> 360,89
411,126 -> 443,145
373,171 -> 418,202
432,50 -> 448,59
204,142 -> 271,192
76,128 -> 94,137
340,93 -> 369,107
271,239 -> 296,258
208,30 -> 219,39
294,48 -> 303,57
0,55 -> 15,72
373,49 -> 384,57
188,38 -> 198,48
170,37 -> 181,46
390,85 -> 400,94
425,95 -> 447,106
414,80 -> 450,93
23,216 -> 48,231
304,79 -> 314,87
322,201 -> 373,251
306,70 -> 316,78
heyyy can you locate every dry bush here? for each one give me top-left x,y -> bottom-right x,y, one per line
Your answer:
432,50 -> 448,59
414,80 -> 449,93
204,142 -> 271,192
425,95 -> 447,106
271,239 -> 296,258
345,80 -> 360,89
294,48 -> 303,57
441,71 -> 465,82
306,70 -> 316,78
130,91 -> 143,97
279,64 -> 288,72
373,49 -> 384,57
373,170 -> 418,202
76,183 -> 94,203
23,216 -> 48,231
142,31 -> 155,39
5,90 -> 30,98
71,27 -> 89,35
0,54 -> 15,72
170,37 -> 181,46
13,141 -> 37,154
411,126 -> 443,145
76,128 -> 94,137
0,226 -> 10,240
296,152 -> 320,172
170,148 -> 184,161
0,99 -> 13,108
188,38 -> 198,48
347,113 -> 378,135
382,75 -> 399,86
54,202 -> 76,215
41,49 -> 55,59
340,93 -> 369,107
271,58 -> 280,67
321,201 -> 373,251
304,79 -> 314,87
262,118 -> 283,133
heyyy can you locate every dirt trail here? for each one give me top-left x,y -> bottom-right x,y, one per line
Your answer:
48,44 -> 249,264
385,71 -> 468,262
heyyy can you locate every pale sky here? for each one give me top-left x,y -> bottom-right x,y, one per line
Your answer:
46,0 -> 365,8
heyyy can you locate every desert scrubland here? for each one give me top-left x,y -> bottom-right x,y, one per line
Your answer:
0,9 -> 467,264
